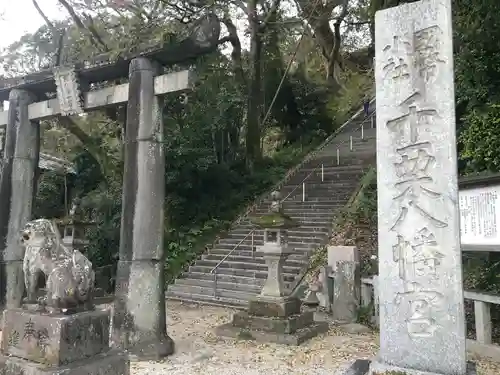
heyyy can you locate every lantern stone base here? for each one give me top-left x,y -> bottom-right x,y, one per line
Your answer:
248,295 -> 301,318
215,296 -> 329,346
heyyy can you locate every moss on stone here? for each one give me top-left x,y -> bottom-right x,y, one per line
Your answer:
250,211 -> 299,229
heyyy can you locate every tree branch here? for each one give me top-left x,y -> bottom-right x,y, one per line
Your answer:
31,0 -> 65,66
57,0 -> 109,52
261,0 -> 282,29
32,0 -> 55,29
221,16 -> 247,87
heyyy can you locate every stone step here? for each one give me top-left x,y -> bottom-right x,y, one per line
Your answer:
181,271 -> 265,286
260,196 -> 351,203
207,248 -> 311,259
297,165 -> 366,173
237,219 -> 334,228
236,222 -> 333,230
254,204 -> 342,212
253,209 -> 336,218
166,290 -> 248,309
241,212 -> 336,220
275,197 -> 351,206
219,236 -> 323,247
321,142 -> 376,153
215,242 -> 319,252
228,231 -> 328,241
188,265 -> 297,281
278,184 -> 357,193
202,254 -> 307,268
174,277 -> 263,293
194,259 -> 303,273
315,151 -> 376,161
230,227 -> 329,235
168,284 -> 259,301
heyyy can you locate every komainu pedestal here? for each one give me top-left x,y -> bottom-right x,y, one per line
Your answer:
0,218 -> 129,374
0,308 -> 129,375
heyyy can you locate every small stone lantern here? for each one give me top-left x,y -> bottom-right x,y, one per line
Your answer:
250,191 -> 298,297
59,198 -> 95,252
215,191 -> 329,345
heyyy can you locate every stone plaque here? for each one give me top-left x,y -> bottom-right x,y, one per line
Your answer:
374,1 -> 467,374
2,308 -> 110,366
459,185 -> 500,246
53,66 -> 84,116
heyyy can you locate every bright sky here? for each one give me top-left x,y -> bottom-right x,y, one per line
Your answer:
0,1 -> 65,49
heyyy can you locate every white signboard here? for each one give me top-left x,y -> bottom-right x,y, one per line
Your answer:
459,184 -> 500,246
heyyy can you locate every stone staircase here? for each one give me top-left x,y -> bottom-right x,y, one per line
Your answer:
166,105 -> 377,308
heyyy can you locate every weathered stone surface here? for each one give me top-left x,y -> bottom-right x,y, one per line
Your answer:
317,266 -> 333,311
2,89 -> 40,310
1,308 -> 110,366
215,321 -> 329,346
332,260 -> 360,323
255,229 -> 295,298
368,360 -> 477,375
0,71 -> 195,126
335,359 -> 370,375
248,296 -> 301,318
21,219 -> 95,313
336,360 -> 477,375
232,310 -> 314,334
125,260 -> 174,359
374,1 -> 467,374
112,57 -> 174,359
327,246 -> 359,271
339,323 -> 372,335
0,350 -> 129,375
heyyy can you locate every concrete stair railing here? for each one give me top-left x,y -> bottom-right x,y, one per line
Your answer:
166,104 -> 377,308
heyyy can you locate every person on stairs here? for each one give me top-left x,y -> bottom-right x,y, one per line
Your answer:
363,97 -> 370,117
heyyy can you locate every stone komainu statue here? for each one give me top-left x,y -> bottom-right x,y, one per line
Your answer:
21,219 -> 95,313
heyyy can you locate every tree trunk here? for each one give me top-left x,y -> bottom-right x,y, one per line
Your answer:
245,0 -> 263,170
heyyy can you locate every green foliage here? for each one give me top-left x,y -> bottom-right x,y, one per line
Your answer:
454,0 -> 500,112
357,303 -> 375,328
453,0 -> 500,175
7,0 -> 382,287
459,104 -> 500,174
33,172 -> 67,220
345,167 -> 377,223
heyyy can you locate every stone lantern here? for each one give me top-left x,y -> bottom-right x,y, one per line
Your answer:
59,197 -> 95,252
250,190 -> 298,298
215,191 -> 328,345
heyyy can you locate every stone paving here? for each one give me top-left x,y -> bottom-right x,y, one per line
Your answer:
131,301 -> 500,375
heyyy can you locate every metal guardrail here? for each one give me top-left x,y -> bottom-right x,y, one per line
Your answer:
210,110 -> 377,298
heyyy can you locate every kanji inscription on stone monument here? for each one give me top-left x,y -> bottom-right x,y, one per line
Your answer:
53,65 -> 84,116
373,1 -> 468,374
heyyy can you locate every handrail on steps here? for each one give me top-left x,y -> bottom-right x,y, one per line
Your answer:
209,110 -> 376,298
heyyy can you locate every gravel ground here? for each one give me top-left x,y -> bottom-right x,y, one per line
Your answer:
131,301 -> 500,375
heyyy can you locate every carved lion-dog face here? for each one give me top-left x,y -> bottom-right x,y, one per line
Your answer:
20,219 -> 59,257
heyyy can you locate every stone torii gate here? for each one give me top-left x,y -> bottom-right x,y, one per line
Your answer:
0,14 -> 221,359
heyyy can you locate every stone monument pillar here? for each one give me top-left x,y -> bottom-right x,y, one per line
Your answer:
338,1 -> 475,374
1,89 -> 40,310
112,57 -> 174,359
369,1 -> 473,374
215,191 -> 329,345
